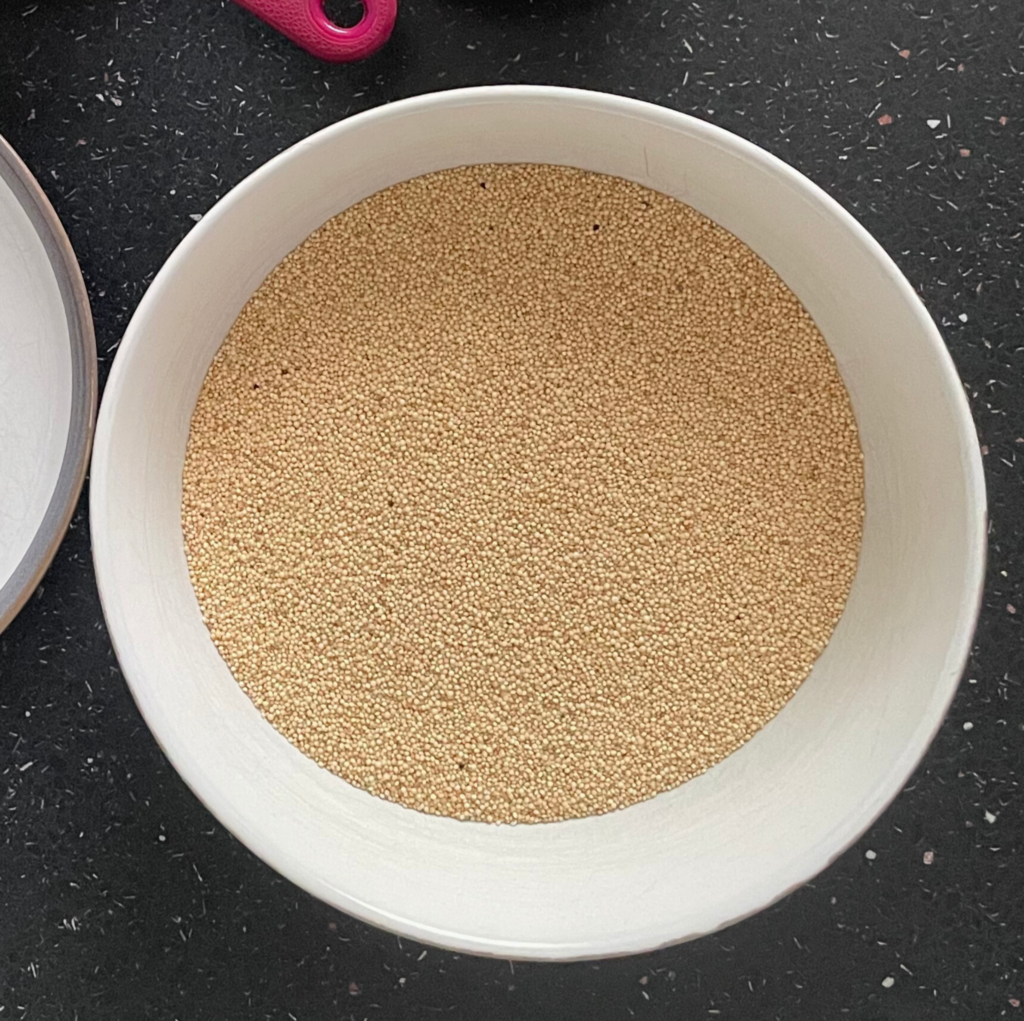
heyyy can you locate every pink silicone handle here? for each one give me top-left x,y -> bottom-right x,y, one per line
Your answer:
233,0 -> 397,62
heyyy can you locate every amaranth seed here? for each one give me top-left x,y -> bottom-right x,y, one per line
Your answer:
182,163 -> 865,824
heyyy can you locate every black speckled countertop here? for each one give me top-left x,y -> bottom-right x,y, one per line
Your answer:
1,1 -> 1021,1018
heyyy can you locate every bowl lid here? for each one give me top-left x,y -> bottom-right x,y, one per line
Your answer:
0,135 -> 97,634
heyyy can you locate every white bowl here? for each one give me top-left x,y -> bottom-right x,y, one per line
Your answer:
0,136 -> 96,633
90,86 -> 986,960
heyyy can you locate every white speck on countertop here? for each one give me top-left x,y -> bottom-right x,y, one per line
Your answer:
927,118 -> 941,128
923,850 -> 934,864
959,313 -> 969,322
882,976 -> 895,988
865,849 -> 877,860
985,810 -> 997,824
964,721 -> 974,730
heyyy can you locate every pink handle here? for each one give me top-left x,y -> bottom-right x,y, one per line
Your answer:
233,0 -> 397,62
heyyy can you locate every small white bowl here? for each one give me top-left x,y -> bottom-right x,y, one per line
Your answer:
0,136 -> 96,634
90,86 -> 985,960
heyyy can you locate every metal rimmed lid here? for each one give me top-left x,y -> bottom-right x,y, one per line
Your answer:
0,135 -> 97,635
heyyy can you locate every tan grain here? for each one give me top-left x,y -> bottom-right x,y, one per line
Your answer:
182,164 -> 864,824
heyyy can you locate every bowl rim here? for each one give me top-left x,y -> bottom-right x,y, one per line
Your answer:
90,85 -> 987,959
0,134 -> 98,635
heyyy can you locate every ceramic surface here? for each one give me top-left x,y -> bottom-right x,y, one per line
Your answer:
0,136 -> 96,635
89,87 -> 986,959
